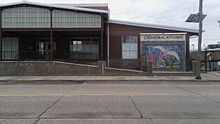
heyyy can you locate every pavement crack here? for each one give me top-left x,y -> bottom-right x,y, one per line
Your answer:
36,92 -> 66,119
174,85 -> 220,105
149,118 -> 154,124
33,118 -> 40,124
128,95 -> 144,119
36,83 -> 84,119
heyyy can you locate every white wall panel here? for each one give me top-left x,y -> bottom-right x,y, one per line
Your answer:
52,10 -> 101,28
2,7 -> 102,29
2,7 -> 50,28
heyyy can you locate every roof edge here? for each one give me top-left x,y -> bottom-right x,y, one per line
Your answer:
0,1 -> 109,14
52,3 -> 109,7
109,19 -> 198,34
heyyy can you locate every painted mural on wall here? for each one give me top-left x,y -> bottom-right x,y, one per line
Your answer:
145,44 -> 183,70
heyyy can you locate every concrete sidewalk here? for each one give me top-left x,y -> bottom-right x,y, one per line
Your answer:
0,72 -> 220,82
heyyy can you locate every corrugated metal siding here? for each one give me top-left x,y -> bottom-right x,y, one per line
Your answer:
52,10 -> 101,28
1,7 -> 102,29
2,7 -> 50,28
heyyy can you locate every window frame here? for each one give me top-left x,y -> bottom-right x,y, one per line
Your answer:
121,35 -> 138,60
69,37 -> 99,60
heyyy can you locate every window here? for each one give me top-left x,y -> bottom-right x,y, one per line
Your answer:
2,38 -> 19,60
71,41 -> 82,52
70,37 -> 99,60
122,36 -> 138,59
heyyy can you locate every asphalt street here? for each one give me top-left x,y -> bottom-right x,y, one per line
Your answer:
0,81 -> 220,124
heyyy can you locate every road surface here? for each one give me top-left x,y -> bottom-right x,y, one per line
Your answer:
0,81 -> 220,124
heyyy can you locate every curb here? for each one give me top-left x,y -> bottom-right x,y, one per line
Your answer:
0,79 -> 220,83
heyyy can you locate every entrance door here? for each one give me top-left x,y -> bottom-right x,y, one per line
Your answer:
2,37 -> 19,60
36,39 -> 56,60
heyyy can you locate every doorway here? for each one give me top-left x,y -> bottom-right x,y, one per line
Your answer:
36,38 -> 56,60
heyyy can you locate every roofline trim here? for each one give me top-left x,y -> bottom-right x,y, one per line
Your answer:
0,1 -> 109,14
109,19 -> 198,34
52,3 -> 109,7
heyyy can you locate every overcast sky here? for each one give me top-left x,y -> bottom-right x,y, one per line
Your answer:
1,0 -> 220,50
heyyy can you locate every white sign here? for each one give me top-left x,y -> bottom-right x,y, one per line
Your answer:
218,61 -> 220,66
140,33 -> 186,42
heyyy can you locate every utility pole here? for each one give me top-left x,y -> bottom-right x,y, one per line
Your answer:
186,0 -> 206,79
195,0 -> 203,79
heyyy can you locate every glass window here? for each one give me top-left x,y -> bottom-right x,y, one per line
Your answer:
122,36 -> 138,59
70,37 -> 99,60
2,38 -> 19,60
71,41 -> 82,52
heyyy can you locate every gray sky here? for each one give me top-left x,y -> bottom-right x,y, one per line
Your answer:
1,0 -> 220,50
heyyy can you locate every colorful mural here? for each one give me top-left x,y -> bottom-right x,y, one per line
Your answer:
145,44 -> 183,69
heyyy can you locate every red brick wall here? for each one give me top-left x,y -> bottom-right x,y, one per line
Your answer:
109,23 -> 189,59
109,23 -> 193,70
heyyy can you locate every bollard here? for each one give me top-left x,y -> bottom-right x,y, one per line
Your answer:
98,61 -> 106,75
192,61 -> 197,75
147,61 -> 153,76
193,61 -> 201,77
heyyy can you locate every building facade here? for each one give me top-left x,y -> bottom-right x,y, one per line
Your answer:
109,20 -> 197,71
0,2 -> 198,71
201,44 -> 220,71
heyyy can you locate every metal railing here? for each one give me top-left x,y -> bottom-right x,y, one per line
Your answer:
1,51 -> 19,60
0,51 -> 99,62
202,60 -> 220,71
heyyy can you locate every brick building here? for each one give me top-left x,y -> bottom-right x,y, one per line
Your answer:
0,1 -> 198,71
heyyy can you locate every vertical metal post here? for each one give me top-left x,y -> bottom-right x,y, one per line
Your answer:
0,9 -> 2,61
50,9 -> 53,61
205,48 -> 208,71
186,34 -> 190,71
192,44 -> 194,59
107,21 -> 110,66
100,15 -> 104,60
195,0 -> 203,79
